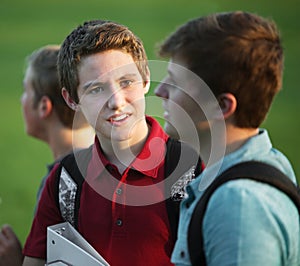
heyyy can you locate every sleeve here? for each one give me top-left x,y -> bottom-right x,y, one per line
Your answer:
23,163 -> 64,259
202,179 -> 299,266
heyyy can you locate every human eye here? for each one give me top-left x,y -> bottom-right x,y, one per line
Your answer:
88,86 -> 104,95
120,79 -> 133,88
164,76 -> 177,88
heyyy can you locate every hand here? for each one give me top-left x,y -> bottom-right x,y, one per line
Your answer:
0,224 -> 23,266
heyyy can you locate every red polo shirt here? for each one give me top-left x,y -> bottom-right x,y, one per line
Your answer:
23,116 -> 175,266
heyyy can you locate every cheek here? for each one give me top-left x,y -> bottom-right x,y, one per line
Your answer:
134,93 -> 146,105
170,93 -> 201,124
129,88 -> 146,101
21,91 -> 36,111
79,102 -> 105,128
122,88 -> 146,109
131,95 -> 146,117
168,92 -> 185,113
22,101 -> 39,136
186,99 -> 204,121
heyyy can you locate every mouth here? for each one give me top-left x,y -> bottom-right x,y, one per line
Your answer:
108,113 -> 130,124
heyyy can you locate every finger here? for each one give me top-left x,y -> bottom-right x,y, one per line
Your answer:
0,230 -> 6,244
1,225 -> 17,240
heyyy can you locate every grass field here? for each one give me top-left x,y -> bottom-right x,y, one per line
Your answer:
0,0 -> 299,244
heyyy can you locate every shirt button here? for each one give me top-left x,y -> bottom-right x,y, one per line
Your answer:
180,251 -> 185,258
116,219 -> 123,226
116,188 -> 122,195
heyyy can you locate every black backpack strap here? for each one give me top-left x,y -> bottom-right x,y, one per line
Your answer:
165,138 -> 202,242
188,161 -> 300,266
55,145 -> 93,229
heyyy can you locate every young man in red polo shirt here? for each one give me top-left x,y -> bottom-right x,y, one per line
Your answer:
22,21 -> 201,266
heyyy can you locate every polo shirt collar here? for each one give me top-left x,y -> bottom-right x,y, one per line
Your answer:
194,129 -> 272,193
131,116 -> 168,177
87,116 -> 168,180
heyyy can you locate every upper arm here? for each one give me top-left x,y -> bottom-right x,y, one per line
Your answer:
23,164 -> 63,259
22,256 -> 45,266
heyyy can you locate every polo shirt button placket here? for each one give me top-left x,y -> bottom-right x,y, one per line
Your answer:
180,251 -> 185,258
116,219 -> 123,226
116,188 -> 122,195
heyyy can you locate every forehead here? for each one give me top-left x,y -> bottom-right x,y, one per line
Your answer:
23,66 -> 35,89
78,50 -> 140,79
168,57 -> 185,75
167,56 -> 212,101
167,56 -> 198,88
168,54 -> 196,81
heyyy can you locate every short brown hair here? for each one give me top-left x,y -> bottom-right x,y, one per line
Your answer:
26,45 -> 75,128
159,11 -> 283,128
58,20 -> 149,103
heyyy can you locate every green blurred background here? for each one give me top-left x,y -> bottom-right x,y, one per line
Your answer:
1,0 -> 299,244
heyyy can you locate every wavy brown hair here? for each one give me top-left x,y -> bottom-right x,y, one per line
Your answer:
58,20 -> 149,103
158,11 -> 283,128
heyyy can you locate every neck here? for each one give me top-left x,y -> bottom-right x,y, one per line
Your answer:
47,125 -> 94,161
224,125 -> 259,155
97,120 -> 149,173
72,126 -> 95,150
199,123 -> 259,167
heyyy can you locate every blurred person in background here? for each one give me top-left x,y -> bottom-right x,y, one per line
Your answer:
0,45 -> 94,266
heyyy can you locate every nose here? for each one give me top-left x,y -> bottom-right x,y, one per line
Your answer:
154,80 -> 169,99
107,87 -> 126,109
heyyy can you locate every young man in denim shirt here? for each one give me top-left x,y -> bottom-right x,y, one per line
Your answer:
155,11 -> 299,266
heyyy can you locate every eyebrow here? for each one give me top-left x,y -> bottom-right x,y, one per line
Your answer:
119,73 -> 140,80
82,81 -> 104,91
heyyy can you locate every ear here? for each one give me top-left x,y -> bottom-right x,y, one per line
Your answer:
143,68 -> 151,94
143,80 -> 150,94
37,96 -> 53,118
217,93 -> 237,119
62,87 -> 78,111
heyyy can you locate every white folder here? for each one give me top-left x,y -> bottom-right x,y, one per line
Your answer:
47,222 -> 110,266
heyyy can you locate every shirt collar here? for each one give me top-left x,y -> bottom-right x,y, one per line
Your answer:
87,116 -> 168,180
131,116 -> 168,178
190,129 -> 272,193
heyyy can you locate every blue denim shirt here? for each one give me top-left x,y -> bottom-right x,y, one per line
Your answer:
171,129 -> 299,266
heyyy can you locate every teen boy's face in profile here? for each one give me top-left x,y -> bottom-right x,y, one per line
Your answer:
155,56 -> 214,139
21,65 -> 42,139
76,50 -> 150,143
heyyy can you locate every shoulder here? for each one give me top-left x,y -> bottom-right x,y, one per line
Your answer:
46,162 -> 61,184
205,179 -> 298,227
